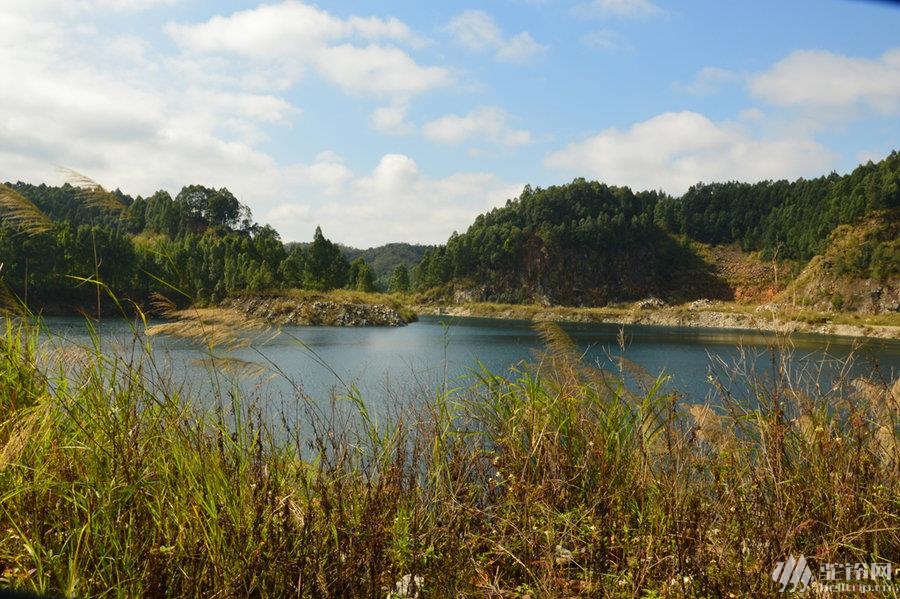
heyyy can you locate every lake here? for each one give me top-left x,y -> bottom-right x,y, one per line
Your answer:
39,314 -> 900,414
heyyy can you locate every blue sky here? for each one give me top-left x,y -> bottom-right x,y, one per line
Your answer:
1,0 -> 899,247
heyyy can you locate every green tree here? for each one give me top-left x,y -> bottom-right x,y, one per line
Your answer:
388,264 -> 410,293
347,258 -> 365,290
278,246 -> 306,287
303,226 -> 349,291
355,262 -> 375,292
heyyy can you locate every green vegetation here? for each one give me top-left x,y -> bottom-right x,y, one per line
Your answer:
299,226 -> 350,292
341,243 -> 431,292
347,257 -> 376,292
830,214 -> 899,283
2,152 -> 898,316
414,181 -> 726,305
0,180 -> 383,313
0,315 -> 897,597
657,151 -> 899,260
416,152 -> 899,306
388,264 -> 411,293
777,210 -> 899,314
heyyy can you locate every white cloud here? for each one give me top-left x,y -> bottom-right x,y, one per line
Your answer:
749,48 -> 900,114
267,154 -> 523,247
0,4 -> 521,249
445,10 -> 500,51
91,0 -> 178,10
445,10 -> 547,64
371,100 -> 413,134
495,32 -> 546,64
267,203 -> 312,223
576,0 -> 663,19
676,66 -> 739,95
0,6 -> 297,200
423,107 -> 531,146
283,152 -> 352,196
738,108 -> 765,122
17,0 -> 178,16
166,2 -> 447,98
544,111 -> 836,195
857,150 -> 884,165
314,44 -> 450,96
166,2 -> 419,55
581,29 -> 623,51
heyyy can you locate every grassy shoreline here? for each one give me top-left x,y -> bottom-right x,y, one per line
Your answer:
1,314 -> 898,597
15,286 -> 900,340
209,288 -> 900,340
414,300 -> 900,340
214,288 -> 900,340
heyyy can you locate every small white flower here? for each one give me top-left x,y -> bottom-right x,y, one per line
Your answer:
391,574 -> 424,599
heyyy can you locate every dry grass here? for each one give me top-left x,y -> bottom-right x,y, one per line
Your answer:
59,168 -> 126,213
0,315 -> 897,598
146,306 -> 272,351
0,184 -> 53,236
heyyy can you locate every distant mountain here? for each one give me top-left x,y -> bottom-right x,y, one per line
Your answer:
339,242 -> 433,290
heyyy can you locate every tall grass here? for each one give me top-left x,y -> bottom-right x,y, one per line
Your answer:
0,314 -> 897,597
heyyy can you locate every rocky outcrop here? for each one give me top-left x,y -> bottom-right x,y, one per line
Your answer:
781,214 -> 899,314
224,296 -> 416,327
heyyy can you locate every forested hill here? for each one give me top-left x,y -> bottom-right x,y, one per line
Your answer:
283,242 -> 430,292
340,243 -> 431,291
414,151 -> 899,305
1,151 -> 897,314
0,181 -> 412,314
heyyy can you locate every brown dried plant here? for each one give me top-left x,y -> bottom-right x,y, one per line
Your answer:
58,167 -> 126,213
0,184 -> 53,235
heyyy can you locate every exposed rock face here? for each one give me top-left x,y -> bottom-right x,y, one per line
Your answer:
781,215 -> 899,314
634,297 -> 667,310
224,296 -> 416,327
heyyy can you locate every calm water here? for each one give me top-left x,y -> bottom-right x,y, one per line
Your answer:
40,315 -> 900,410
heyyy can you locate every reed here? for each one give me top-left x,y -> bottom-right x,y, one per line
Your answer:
0,313 -> 896,597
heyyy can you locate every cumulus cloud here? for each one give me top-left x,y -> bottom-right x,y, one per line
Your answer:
445,10 -> 547,64
749,48 -> 900,114
422,107 -> 531,146
282,152 -> 352,196
166,2 -> 447,98
544,111 -> 836,195
267,154 -> 524,247
576,0 -> 663,19
314,44 -> 450,97
0,5 -> 296,199
166,2 -> 421,54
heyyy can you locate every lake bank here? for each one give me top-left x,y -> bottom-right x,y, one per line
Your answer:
214,289 -> 900,339
18,289 -> 899,341
416,301 -> 900,340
